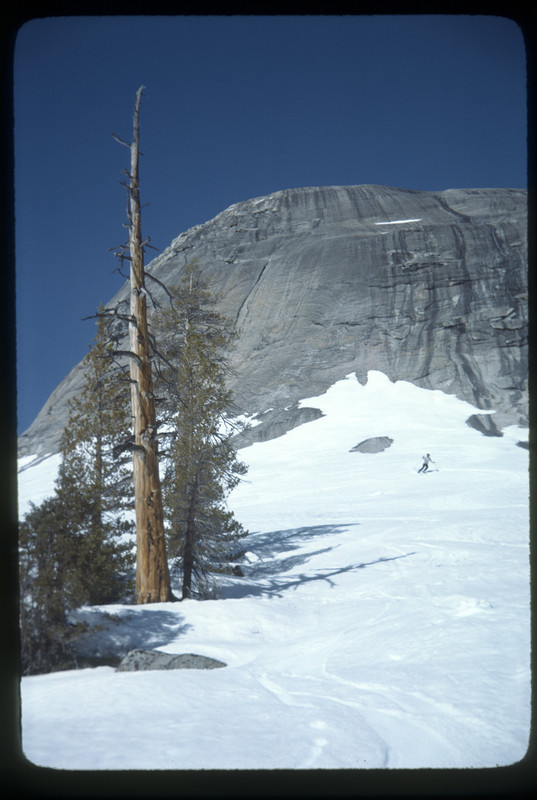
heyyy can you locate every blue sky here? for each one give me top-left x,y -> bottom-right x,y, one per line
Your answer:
14,14 -> 527,435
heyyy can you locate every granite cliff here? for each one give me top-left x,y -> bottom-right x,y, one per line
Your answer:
18,185 -> 527,458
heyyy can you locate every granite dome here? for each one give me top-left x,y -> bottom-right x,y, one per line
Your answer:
18,184 -> 527,458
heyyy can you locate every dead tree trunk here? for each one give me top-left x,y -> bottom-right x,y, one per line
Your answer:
125,86 -> 173,603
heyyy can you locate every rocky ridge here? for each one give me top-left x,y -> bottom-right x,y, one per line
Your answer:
18,184 -> 527,458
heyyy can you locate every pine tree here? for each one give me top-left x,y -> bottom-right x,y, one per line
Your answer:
19,315 -> 135,674
152,260 -> 248,599
56,311 -> 135,603
19,496 -> 91,674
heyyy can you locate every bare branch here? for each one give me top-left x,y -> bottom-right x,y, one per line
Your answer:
144,270 -> 172,299
81,311 -> 104,322
141,236 -> 159,253
110,349 -> 144,367
111,132 -> 131,148
113,439 -> 146,460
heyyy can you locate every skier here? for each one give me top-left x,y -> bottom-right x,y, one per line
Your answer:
418,453 -> 433,473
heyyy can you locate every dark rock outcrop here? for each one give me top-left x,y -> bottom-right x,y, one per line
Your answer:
18,185 -> 527,458
465,413 -> 504,437
350,436 -> 394,453
231,405 -> 325,449
116,649 -> 226,671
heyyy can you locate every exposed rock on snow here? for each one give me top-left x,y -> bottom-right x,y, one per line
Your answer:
231,405 -> 324,448
18,184 -> 527,458
116,649 -> 226,671
465,413 -> 503,437
350,436 -> 394,453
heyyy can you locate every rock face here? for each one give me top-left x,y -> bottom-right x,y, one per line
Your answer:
18,185 -> 527,458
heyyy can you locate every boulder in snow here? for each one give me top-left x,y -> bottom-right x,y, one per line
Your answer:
350,436 -> 394,453
116,649 -> 226,671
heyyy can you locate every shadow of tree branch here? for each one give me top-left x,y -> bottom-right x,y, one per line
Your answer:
220,521 -> 416,599
252,551 -> 417,598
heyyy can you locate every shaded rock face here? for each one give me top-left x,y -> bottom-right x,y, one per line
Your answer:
18,185 -> 527,458
231,406 -> 325,449
465,413 -> 504,437
116,649 -> 226,671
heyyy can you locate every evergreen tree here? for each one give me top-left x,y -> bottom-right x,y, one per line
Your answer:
19,496 -> 92,674
152,260 -> 248,599
19,315 -> 135,674
56,311 -> 135,602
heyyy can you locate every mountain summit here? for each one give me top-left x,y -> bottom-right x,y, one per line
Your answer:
18,185 -> 527,458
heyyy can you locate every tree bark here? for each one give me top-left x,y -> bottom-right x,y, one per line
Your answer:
127,86 -> 173,603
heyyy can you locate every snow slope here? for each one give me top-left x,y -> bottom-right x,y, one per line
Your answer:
18,371 -> 530,770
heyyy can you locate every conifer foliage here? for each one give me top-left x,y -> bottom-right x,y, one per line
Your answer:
19,316 -> 135,674
152,260 -> 248,599
58,313 -> 135,556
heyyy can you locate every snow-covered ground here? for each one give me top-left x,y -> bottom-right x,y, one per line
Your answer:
18,371 -> 530,770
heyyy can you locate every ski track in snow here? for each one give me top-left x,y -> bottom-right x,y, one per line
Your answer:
18,371 -> 530,770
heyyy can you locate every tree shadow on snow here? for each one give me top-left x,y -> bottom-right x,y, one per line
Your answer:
248,523 -> 359,561
220,522 -> 416,599
73,607 -> 192,666
267,551 -> 417,598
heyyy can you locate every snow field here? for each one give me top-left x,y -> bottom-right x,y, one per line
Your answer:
19,371 -> 530,769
